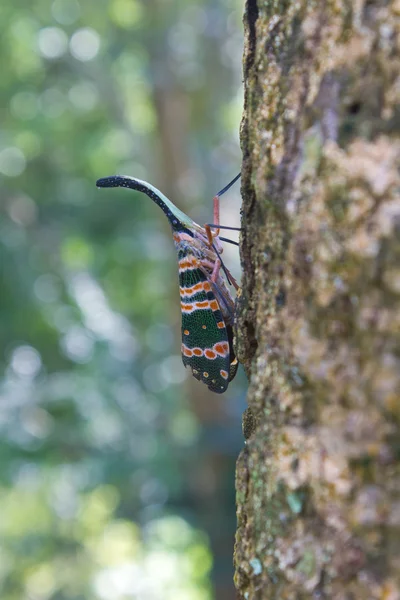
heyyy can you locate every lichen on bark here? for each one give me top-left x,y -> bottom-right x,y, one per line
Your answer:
235,1 -> 400,598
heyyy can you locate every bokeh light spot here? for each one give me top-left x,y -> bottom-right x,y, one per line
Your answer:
8,194 -> 37,227
37,26 -> 68,59
10,92 -> 40,121
0,147 -> 26,177
109,0 -> 143,29
26,563 -> 56,598
61,237 -> 94,269
10,345 -> 42,378
70,28 -> 100,61
169,411 -> 200,446
34,274 -> 61,304
60,325 -> 94,363
51,0 -> 81,25
160,355 -> 188,385
68,81 -> 99,112
14,131 -> 42,159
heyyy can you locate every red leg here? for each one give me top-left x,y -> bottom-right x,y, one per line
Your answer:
201,258 -> 217,271
205,224 -> 214,248
223,266 -> 239,290
204,185 -> 223,245
210,258 -> 221,283
210,173 -> 240,233
201,257 -> 239,290
213,194 -> 220,229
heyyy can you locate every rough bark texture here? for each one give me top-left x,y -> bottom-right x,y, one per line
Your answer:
235,1 -> 400,598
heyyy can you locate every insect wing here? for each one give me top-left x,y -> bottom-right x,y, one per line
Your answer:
178,249 -> 232,393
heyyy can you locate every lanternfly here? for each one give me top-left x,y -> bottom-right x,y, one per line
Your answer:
96,173 -> 240,393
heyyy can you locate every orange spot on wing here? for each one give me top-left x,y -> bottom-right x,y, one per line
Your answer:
179,258 -> 199,270
217,321 -> 225,329
180,286 -> 192,296
195,301 -> 209,309
203,372 -> 209,378
210,300 -> 219,311
204,349 -> 216,359
193,348 -> 203,357
220,370 -> 229,380
184,329 -> 189,335
181,282 -> 209,297
181,344 -> 193,357
204,282 -> 211,291
214,342 -> 229,356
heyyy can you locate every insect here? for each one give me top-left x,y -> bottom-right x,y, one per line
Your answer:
96,173 -> 241,393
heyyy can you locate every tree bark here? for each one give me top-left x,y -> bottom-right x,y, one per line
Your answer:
234,1 -> 400,598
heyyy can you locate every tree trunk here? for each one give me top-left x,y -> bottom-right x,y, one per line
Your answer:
234,1 -> 400,598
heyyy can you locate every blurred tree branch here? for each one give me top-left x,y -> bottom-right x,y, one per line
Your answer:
235,1 -> 400,598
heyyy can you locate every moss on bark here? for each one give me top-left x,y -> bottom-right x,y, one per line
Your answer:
235,1 -> 400,598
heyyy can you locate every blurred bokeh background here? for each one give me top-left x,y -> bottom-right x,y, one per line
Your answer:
0,1 -> 245,598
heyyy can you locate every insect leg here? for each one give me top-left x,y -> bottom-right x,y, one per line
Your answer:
212,194 -> 220,232
199,257 -> 228,287
204,223 -> 215,247
212,243 -> 239,290
207,173 -> 241,242
210,258 -> 221,282
223,265 -> 239,290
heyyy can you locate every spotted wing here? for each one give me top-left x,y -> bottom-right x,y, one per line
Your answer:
178,248 -> 235,393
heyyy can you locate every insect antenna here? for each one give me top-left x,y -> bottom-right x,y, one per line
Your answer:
219,236 -> 239,246
206,224 -> 242,231
215,172 -> 241,198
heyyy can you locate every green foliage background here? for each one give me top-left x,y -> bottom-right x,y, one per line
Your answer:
0,1 -> 244,599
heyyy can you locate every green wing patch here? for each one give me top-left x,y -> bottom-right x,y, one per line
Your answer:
178,248 -> 232,393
